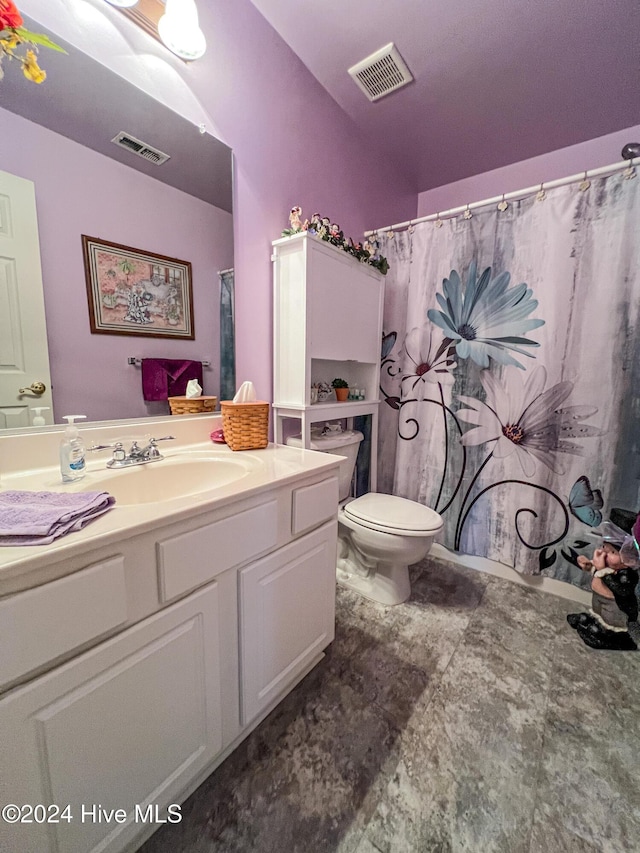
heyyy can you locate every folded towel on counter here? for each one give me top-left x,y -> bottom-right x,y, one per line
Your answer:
0,490 -> 115,546
141,359 -> 204,402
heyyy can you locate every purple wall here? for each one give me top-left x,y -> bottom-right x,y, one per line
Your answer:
189,0 -> 417,399
2,108 -> 233,422
20,0 -> 417,403
417,123 -> 640,216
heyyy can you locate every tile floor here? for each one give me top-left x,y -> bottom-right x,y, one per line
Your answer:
140,558 -> 640,853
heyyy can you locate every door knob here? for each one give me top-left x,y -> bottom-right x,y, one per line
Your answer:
18,381 -> 47,396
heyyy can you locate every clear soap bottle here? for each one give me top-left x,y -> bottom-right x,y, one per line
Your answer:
60,415 -> 87,482
31,406 -> 50,426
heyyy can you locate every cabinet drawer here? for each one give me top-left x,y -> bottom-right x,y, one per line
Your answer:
158,500 -> 279,602
0,556 -> 127,689
292,476 -> 339,535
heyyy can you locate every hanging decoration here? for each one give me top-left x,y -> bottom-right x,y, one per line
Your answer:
0,1 -> 65,84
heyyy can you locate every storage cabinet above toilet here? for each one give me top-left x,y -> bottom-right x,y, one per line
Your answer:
272,233 -> 385,489
272,233 -> 385,409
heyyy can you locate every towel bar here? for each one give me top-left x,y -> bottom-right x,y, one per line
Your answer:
128,357 -> 211,367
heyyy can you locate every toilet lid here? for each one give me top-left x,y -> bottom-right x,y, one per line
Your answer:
343,493 -> 443,534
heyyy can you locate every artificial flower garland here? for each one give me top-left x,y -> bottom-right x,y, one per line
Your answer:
282,207 -> 389,275
0,0 -> 65,84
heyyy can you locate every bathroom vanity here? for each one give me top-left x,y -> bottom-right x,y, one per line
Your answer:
0,415 -> 340,853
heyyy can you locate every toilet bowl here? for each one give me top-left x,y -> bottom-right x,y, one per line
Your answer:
286,426 -> 443,605
337,492 -> 442,604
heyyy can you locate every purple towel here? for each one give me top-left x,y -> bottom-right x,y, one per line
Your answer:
141,359 -> 204,402
0,490 -> 115,546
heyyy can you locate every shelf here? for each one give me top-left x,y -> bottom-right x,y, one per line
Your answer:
273,400 -> 380,420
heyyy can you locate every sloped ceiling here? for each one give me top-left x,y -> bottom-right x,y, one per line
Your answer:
250,0 -> 640,191
0,14 -> 233,212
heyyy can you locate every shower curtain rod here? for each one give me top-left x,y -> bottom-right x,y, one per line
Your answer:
364,156 -> 638,236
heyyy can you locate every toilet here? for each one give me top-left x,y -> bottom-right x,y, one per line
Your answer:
286,426 -> 443,605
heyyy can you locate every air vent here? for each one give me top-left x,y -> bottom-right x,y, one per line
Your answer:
348,43 -> 413,102
111,132 -> 170,165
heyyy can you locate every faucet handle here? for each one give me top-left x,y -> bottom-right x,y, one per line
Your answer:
146,436 -> 175,458
112,442 -> 126,462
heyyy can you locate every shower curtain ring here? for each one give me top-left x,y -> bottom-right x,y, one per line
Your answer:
623,161 -> 636,180
579,170 -> 591,191
536,183 -> 546,202
463,204 -> 472,220
435,213 -> 443,228
498,194 -> 508,211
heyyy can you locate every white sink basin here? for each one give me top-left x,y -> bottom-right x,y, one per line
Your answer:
87,455 -> 255,505
0,452 -> 262,507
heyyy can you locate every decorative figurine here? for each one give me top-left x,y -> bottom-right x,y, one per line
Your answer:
567,515 -> 640,650
289,206 -> 303,231
280,208 -> 389,274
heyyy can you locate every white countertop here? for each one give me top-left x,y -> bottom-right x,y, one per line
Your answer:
0,418 -> 340,597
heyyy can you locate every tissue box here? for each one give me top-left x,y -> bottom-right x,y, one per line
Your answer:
221,401 -> 269,450
168,396 -> 217,415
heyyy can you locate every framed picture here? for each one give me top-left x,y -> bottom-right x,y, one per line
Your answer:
82,235 -> 195,339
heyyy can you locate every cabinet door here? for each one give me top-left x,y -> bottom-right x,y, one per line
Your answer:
0,583 -> 223,853
239,521 -> 337,725
308,248 -> 383,363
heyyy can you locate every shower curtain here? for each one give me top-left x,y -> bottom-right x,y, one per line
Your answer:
377,172 -> 640,588
219,269 -> 236,402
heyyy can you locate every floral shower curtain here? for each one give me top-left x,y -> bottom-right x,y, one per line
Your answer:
377,172 -> 640,588
219,269 -> 236,402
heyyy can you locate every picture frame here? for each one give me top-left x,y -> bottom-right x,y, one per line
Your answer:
82,235 -> 195,339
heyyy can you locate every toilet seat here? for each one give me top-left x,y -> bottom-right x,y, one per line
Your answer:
342,493 -> 443,537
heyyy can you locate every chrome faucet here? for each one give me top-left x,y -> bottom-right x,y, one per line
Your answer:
88,436 -> 175,469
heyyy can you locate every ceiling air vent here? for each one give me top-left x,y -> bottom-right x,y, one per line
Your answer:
111,132 -> 170,166
348,43 -> 413,102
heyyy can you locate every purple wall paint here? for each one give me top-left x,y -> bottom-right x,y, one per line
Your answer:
20,0 -> 417,403
187,0 -> 417,399
416,124 -> 640,217
2,108 -> 233,423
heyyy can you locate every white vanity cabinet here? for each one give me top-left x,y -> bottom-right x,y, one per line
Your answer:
0,583 -> 224,853
239,520 -> 337,725
0,458 -> 340,853
272,232 -> 385,489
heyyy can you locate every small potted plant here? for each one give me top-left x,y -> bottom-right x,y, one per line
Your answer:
331,377 -> 349,402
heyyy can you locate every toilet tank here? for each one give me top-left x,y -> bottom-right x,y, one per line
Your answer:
286,429 -> 364,502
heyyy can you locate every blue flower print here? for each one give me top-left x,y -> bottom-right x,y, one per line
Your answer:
427,261 -> 544,369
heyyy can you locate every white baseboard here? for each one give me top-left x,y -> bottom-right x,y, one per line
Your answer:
430,543 -> 591,607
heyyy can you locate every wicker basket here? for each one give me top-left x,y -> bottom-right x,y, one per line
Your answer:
221,401 -> 269,451
168,395 -> 217,415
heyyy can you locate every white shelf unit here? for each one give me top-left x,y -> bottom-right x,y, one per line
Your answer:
272,232 -> 384,490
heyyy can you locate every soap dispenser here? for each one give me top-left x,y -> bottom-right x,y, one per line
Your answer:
31,406 -> 50,426
60,415 -> 87,482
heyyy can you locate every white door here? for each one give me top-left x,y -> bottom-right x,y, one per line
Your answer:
0,170 -> 53,428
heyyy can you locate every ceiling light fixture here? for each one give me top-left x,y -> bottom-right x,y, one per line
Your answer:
158,0 -> 206,61
104,0 -> 140,8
